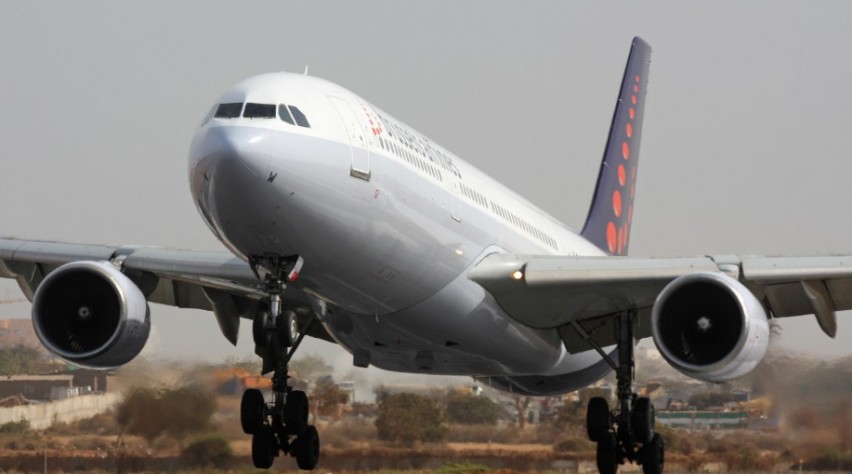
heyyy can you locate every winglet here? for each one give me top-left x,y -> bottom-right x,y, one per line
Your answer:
581,37 -> 651,256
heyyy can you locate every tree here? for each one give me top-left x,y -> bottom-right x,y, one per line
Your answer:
0,344 -> 50,376
513,396 -> 532,430
116,385 -> 215,446
444,392 -> 501,425
313,376 -> 349,420
375,393 -> 446,445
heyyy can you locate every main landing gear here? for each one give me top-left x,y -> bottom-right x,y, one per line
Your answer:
240,255 -> 321,470
579,311 -> 665,474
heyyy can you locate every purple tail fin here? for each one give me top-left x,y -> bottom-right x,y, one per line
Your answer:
581,37 -> 651,256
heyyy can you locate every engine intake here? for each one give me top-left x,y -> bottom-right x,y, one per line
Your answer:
651,272 -> 769,382
32,261 -> 150,368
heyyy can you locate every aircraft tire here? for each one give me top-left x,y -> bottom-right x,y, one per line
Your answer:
587,396 -> 611,442
253,310 -> 271,348
295,425 -> 320,470
596,433 -> 618,474
641,433 -> 665,474
631,397 -> 655,444
277,310 -> 299,347
251,425 -> 276,469
284,390 -> 309,435
241,389 -> 265,435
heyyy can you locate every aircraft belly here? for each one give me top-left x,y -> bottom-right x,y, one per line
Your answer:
321,249 -> 566,376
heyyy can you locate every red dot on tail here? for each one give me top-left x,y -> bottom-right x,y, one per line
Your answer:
607,222 -> 617,253
622,142 -> 630,160
629,108 -> 635,119
618,165 -> 626,186
633,85 -> 639,93
617,227 -> 625,254
626,123 -> 633,138
631,95 -> 637,105
613,190 -> 623,217
634,75 -> 640,82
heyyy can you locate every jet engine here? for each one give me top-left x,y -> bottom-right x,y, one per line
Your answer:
651,272 -> 769,383
31,261 -> 150,368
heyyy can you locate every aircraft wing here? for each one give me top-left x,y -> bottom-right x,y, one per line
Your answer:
468,253 -> 850,353
0,237 -> 332,345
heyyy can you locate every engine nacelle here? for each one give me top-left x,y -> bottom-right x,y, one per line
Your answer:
651,272 -> 769,383
32,261 -> 150,368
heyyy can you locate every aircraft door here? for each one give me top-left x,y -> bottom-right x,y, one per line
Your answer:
329,96 -> 371,181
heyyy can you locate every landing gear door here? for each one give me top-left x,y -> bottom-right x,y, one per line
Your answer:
328,96 -> 371,181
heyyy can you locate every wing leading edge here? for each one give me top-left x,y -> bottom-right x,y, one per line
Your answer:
0,237 -> 333,345
468,252 -> 850,352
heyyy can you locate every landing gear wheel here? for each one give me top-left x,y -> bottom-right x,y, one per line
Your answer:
294,425 -> 320,470
277,309 -> 299,347
284,390 -> 309,435
251,425 -> 276,469
241,389 -> 265,435
596,433 -> 618,474
253,310 -> 271,347
631,397 -> 655,444
641,433 -> 665,474
587,396 -> 611,442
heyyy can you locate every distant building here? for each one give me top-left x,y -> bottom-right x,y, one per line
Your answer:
0,375 -> 74,401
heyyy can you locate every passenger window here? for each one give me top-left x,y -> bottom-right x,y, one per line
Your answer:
214,103 -> 243,119
289,106 -> 310,128
244,103 -> 276,119
278,105 -> 295,124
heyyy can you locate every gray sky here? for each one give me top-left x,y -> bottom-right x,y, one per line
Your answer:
1,2 -> 851,385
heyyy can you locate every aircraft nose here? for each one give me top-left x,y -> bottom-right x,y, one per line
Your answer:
191,125 -> 271,184
188,126 -> 275,236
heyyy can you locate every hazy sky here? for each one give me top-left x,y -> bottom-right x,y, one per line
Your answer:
2,2 -> 851,387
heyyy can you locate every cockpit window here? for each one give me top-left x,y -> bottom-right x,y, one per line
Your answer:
244,103 -> 276,119
278,104 -> 294,125
200,104 -> 217,126
288,106 -> 310,128
214,103 -> 243,118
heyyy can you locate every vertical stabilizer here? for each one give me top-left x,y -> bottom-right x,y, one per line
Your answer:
581,37 -> 651,256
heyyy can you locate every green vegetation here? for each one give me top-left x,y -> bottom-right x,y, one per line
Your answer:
375,393 -> 446,445
180,433 -> 233,468
0,419 -> 29,433
438,462 -> 491,473
0,344 -> 51,376
444,392 -> 502,425
313,375 -> 350,419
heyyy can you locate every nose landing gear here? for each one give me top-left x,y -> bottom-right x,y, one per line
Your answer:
240,254 -> 321,470
579,311 -> 665,474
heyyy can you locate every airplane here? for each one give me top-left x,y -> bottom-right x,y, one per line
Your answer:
0,36 -> 848,474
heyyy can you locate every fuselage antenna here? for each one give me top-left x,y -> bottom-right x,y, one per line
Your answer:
304,65 -> 309,76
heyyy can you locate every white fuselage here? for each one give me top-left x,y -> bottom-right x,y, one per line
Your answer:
188,73 -> 610,395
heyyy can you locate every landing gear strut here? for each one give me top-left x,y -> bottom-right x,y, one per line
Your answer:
579,311 -> 665,474
240,254 -> 321,470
